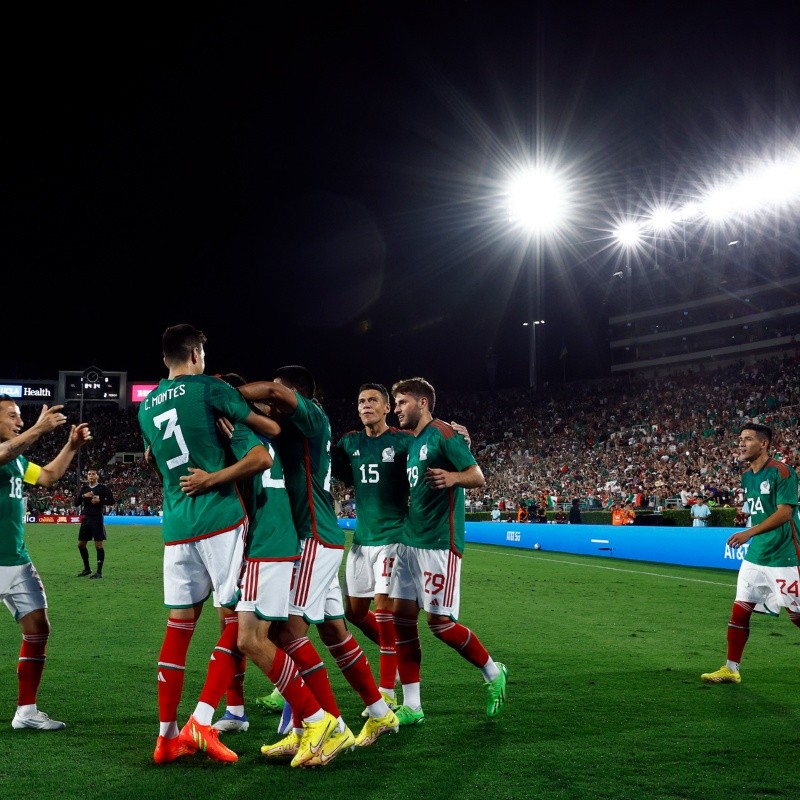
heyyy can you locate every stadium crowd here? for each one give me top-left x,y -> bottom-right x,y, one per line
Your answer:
20,352 -> 800,519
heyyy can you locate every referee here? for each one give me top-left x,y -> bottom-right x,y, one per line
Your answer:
76,469 -> 114,579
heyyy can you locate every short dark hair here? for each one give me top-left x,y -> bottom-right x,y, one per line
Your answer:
391,377 -> 436,412
359,383 -> 390,404
274,365 -> 316,399
740,422 -> 772,443
162,324 -> 206,366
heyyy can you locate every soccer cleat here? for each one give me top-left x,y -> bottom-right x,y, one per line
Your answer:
302,724 -> 355,767
90,573 -> 103,579
154,734 -> 196,764
486,662 -> 508,717
354,709 -> 399,747
212,710 -> 250,732
12,710 -> 66,731
290,711 -> 337,768
179,715 -> 238,762
361,689 -> 397,717
77,568 -> 92,577
277,701 -> 293,735
261,730 -> 301,758
255,687 -> 285,713
701,665 -> 741,684
395,705 -> 425,726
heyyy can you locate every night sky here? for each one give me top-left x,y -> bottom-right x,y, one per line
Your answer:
5,3 -> 799,396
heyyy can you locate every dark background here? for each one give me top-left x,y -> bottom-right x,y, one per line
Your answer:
4,3 -> 799,395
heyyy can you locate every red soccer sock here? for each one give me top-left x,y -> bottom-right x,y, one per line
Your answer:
375,610 -> 398,691
355,610 -> 380,645
221,614 -> 246,706
726,601 -> 754,663
17,633 -> 48,706
198,616 -> 240,709
267,647 -> 320,721
284,637 -> 340,719
326,633 -> 380,706
394,614 -> 422,685
429,620 -> 490,669
157,617 -> 196,723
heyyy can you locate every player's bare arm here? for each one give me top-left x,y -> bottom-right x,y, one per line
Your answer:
726,503 -> 794,548
238,381 -> 298,415
179,444 -> 272,497
37,422 -> 92,487
424,464 -> 485,490
0,403 -> 71,465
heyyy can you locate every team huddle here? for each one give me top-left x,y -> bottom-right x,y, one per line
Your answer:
135,324 -> 508,767
5,323 -> 799,766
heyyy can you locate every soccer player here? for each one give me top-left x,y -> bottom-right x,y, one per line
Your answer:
76,469 -> 114,578
139,324 -> 283,764
180,372 -> 340,767
0,396 -> 91,730
701,422 -> 800,684
390,376 -> 508,724
332,383 -> 414,708
239,367 -> 399,763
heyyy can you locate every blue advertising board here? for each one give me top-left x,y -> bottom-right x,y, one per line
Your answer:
463,521 -> 747,571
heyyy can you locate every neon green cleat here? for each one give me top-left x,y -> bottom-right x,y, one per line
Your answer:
260,730 -> 300,758
361,689 -> 397,717
486,662 -> 508,717
701,665 -> 741,684
255,687 -> 286,714
354,708 -> 399,747
302,724 -> 355,767
290,712 -> 338,768
395,705 -> 425,726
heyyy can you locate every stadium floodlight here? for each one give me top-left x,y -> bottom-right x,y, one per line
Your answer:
507,167 -> 569,234
506,165 -> 570,392
676,202 -> 702,222
650,207 -> 676,232
613,221 -> 642,247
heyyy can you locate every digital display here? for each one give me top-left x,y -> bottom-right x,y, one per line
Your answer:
130,383 -> 159,403
64,374 -> 121,401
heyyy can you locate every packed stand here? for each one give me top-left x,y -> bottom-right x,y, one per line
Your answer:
21,353 -> 800,519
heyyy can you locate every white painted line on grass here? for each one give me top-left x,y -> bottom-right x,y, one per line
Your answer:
468,546 -> 736,588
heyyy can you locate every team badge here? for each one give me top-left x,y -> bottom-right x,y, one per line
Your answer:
381,447 -> 395,463
419,444 -> 428,461
760,480 -> 770,494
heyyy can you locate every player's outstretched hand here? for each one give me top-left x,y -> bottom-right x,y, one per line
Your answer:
33,404 -> 68,434
70,422 -> 92,448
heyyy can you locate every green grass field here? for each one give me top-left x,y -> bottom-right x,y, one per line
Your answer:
1,524 -> 799,800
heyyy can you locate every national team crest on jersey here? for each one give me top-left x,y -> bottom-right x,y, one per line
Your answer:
419,444 -> 428,461
760,480 -> 770,494
381,447 -> 395,463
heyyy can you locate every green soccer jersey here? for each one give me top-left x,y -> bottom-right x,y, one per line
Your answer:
741,458 -> 800,567
138,374 -> 254,544
405,419 -> 477,555
335,427 -> 413,546
229,427 -> 300,561
0,456 -> 38,566
277,394 -> 343,548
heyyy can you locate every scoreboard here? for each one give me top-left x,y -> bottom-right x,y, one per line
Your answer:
58,368 -> 127,407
